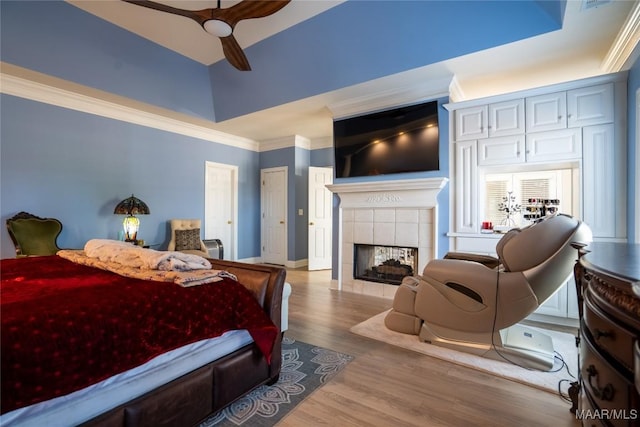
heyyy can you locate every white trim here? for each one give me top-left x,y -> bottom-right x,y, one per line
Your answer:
444,71 -> 627,111
236,257 -> 262,264
601,1 -> 640,72
327,76 -> 452,120
448,75 -> 466,103
0,65 -> 259,151
285,259 -> 308,269
326,177 -> 448,200
260,166 -> 288,266
259,135 -> 311,152
204,161 -> 239,261
310,136 -> 334,150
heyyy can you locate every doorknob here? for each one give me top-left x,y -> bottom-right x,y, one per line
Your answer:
227,221 -> 232,224
280,221 -> 285,224
309,222 -> 314,226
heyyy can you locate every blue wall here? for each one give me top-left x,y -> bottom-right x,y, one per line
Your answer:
209,0 -> 563,121
0,95 -> 261,259
310,147 -> 334,168
1,1 -> 216,121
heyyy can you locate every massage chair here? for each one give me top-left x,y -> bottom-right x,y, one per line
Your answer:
384,214 -> 592,370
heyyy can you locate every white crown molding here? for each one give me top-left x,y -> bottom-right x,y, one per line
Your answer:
310,136 -> 334,150
260,135 -> 333,152
259,134 -> 311,152
602,1 -> 640,72
0,65 -> 260,151
327,76 -> 453,120
448,75 -> 466,103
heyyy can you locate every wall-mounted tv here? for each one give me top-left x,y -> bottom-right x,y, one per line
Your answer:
333,100 -> 439,178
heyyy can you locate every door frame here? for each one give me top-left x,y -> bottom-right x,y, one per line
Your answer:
308,166 -> 333,270
260,166 -> 288,265
205,161 -> 238,260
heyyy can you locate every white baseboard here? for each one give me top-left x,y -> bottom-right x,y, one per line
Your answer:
285,259 -> 308,269
236,257 -> 262,264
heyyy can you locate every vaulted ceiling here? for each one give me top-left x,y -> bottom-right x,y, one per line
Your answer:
39,1 -> 640,142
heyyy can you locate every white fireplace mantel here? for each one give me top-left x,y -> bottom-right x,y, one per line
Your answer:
327,177 -> 448,209
326,177 -> 448,297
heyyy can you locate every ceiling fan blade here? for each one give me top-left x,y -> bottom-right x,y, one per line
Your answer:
220,35 -> 251,71
220,0 -> 291,27
121,0 -> 292,71
121,1 -> 209,25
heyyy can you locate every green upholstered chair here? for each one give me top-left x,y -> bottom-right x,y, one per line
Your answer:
6,211 -> 63,257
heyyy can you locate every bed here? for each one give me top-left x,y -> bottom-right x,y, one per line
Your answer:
1,248 -> 286,427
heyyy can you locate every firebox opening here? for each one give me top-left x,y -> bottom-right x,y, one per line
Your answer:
354,244 -> 418,285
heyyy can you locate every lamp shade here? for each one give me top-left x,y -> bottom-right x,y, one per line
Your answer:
114,194 -> 149,242
114,194 -> 150,216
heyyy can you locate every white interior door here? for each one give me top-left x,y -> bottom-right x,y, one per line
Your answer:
205,161 -> 238,260
308,166 -> 333,270
261,167 -> 287,265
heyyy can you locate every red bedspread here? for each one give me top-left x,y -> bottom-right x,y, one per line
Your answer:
1,256 -> 278,414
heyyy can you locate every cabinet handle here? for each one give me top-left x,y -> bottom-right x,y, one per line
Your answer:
586,364 -> 615,401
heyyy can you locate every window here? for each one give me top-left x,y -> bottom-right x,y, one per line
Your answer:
482,169 -> 574,227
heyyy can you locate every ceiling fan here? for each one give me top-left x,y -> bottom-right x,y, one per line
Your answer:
122,0 -> 291,71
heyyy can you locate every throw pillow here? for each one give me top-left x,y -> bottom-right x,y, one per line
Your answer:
175,228 -> 201,251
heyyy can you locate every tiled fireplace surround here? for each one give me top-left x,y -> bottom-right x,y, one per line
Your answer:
327,177 -> 448,299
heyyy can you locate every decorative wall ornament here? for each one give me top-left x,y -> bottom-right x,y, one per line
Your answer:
366,193 -> 401,204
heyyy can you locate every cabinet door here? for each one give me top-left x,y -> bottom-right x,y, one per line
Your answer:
582,124 -> 616,238
478,135 -> 525,166
525,128 -> 581,162
488,99 -> 525,137
526,92 -> 567,133
455,141 -> 478,233
567,83 -> 614,128
455,106 -> 488,141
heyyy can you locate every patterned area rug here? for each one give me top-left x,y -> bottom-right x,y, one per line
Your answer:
200,337 -> 353,426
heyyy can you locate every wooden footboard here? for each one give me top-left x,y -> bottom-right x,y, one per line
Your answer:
82,260 -> 286,427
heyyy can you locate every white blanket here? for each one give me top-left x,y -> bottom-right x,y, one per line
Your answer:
84,239 -> 211,272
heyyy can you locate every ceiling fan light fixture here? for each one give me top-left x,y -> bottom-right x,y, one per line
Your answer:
203,19 -> 233,37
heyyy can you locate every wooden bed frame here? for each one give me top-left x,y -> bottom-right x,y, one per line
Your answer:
80,259 -> 286,427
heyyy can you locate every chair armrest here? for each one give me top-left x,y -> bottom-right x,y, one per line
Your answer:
443,252 -> 501,269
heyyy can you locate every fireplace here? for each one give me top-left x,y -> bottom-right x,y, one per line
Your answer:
327,177 -> 448,299
354,244 -> 417,285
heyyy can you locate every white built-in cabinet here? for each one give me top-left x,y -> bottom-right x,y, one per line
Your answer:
447,73 -> 627,324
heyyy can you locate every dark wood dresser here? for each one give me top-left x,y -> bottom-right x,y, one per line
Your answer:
574,242 -> 640,426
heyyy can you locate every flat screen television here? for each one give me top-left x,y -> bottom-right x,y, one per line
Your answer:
333,100 -> 439,178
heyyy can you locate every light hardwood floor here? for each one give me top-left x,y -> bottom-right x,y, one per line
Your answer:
279,268 -> 581,427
